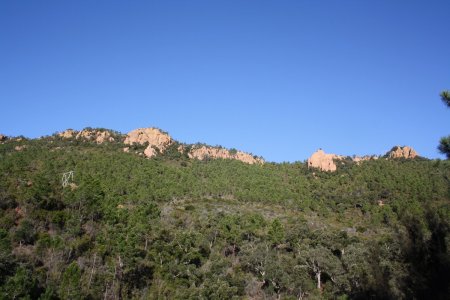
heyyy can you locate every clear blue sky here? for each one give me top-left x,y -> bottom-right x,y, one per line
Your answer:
1,1 -> 449,162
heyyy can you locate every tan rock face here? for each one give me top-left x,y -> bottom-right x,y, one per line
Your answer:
76,129 -> 115,143
58,129 -> 115,144
188,146 -> 263,164
144,147 -> 157,158
307,146 -> 417,172
61,126 -> 264,163
124,128 -> 173,158
58,129 -> 77,139
352,155 -> 378,164
0,134 -> 8,141
14,145 -> 27,151
386,146 -> 418,159
307,149 -> 342,172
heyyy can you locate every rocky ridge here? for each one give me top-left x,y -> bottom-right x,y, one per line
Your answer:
56,127 -> 263,164
122,127 -> 263,164
58,129 -> 116,144
50,128 -> 421,167
187,145 -> 263,164
308,146 -> 418,172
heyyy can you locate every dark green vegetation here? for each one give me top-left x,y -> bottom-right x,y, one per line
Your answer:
0,133 -> 449,299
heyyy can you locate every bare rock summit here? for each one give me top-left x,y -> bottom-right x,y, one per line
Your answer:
307,149 -> 343,172
124,128 -> 173,158
386,146 -> 418,159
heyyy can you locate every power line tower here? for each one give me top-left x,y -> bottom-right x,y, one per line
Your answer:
62,171 -> 74,187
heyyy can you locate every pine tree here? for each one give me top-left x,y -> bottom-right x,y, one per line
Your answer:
438,91 -> 450,158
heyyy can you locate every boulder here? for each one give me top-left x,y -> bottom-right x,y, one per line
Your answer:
14,145 -> 27,151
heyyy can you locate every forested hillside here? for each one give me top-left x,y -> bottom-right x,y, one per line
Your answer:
0,130 -> 449,299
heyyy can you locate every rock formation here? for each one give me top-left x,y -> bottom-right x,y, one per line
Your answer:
308,146 -> 417,172
58,129 -> 77,139
188,145 -> 264,164
58,129 -> 115,144
124,128 -> 173,158
0,134 -> 8,142
14,145 -> 27,151
77,129 -> 115,143
386,146 -> 418,159
352,155 -> 378,164
123,127 -> 263,164
307,149 -> 343,172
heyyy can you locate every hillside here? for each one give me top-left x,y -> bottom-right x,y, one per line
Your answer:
0,128 -> 449,299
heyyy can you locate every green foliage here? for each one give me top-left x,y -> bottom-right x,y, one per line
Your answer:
12,219 -> 36,245
268,218 -> 285,245
438,135 -> 450,159
441,90 -> 450,107
0,266 -> 36,299
60,262 -> 82,299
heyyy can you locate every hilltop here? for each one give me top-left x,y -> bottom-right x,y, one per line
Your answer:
0,126 -> 448,299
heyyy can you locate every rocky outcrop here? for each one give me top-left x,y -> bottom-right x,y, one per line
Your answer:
58,129 -> 115,144
0,134 -> 8,142
14,145 -> 27,151
386,146 -> 418,159
308,146 -> 417,172
56,126 -> 264,163
352,155 -> 378,164
58,129 -> 77,139
307,149 -> 343,172
188,145 -> 263,164
77,129 -> 115,143
124,128 -> 173,158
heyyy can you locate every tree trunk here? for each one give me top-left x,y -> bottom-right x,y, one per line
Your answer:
117,255 -> 124,300
316,271 -> 321,290
88,253 -> 97,288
